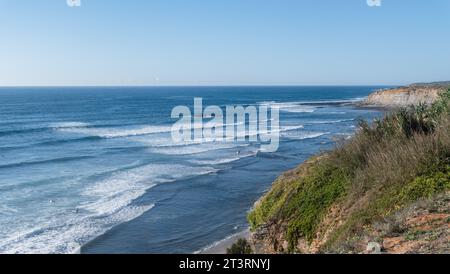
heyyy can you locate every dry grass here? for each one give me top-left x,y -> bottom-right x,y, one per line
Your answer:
249,89 -> 450,253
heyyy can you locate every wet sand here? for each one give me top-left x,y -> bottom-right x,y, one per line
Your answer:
198,229 -> 251,254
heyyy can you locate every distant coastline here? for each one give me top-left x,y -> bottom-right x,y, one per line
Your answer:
361,81 -> 450,108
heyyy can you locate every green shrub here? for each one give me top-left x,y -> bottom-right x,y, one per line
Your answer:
284,163 -> 350,251
248,177 -> 291,230
325,165 -> 450,250
398,166 -> 450,203
226,238 -> 253,254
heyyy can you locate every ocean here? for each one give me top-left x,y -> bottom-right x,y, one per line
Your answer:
0,86 -> 384,254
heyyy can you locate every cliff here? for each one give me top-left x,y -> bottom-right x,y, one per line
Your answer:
247,88 -> 450,254
363,82 -> 450,108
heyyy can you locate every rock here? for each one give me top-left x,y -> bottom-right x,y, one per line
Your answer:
362,81 -> 450,108
366,242 -> 382,254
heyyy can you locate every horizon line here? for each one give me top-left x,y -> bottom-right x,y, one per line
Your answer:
0,84 -> 399,88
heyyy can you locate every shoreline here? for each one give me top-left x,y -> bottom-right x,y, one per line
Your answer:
197,229 -> 251,254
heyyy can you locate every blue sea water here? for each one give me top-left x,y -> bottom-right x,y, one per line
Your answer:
0,86 -> 384,254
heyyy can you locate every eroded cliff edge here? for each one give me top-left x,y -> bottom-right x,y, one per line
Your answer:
362,82 -> 450,108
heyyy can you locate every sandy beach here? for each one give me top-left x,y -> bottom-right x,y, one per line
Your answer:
198,229 -> 251,254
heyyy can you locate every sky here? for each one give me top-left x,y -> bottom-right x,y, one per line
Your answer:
0,0 -> 449,86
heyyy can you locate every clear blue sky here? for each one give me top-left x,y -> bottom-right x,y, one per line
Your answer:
1,0 -> 449,86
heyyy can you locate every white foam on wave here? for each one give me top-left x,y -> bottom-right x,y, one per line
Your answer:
261,97 -> 365,106
279,125 -> 305,132
189,151 -> 257,165
224,125 -> 304,141
59,125 -> 173,138
132,134 -> 218,148
149,143 -> 243,155
49,122 -> 90,129
259,101 -> 316,113
281,106 -> 316,113
81,163 -> 216,215
145,124 -> 304,155
0,163 -> 216,254
282,131 -> 330,140
0,204 -> 154,254
322,111 -> 347,115
307,119 -> 355,125
57,121 -> 250,139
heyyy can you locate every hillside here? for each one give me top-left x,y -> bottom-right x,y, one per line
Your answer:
363,82 -> 450,108
246,89 -> 450,254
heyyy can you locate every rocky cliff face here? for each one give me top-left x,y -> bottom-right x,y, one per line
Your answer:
363,82 -> 450,108
249,189 -> 450,254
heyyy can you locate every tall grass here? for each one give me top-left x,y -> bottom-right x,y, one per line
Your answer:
248,89 -> 450,253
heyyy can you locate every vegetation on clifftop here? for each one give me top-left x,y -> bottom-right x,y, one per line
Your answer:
248,89 -> 450,253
